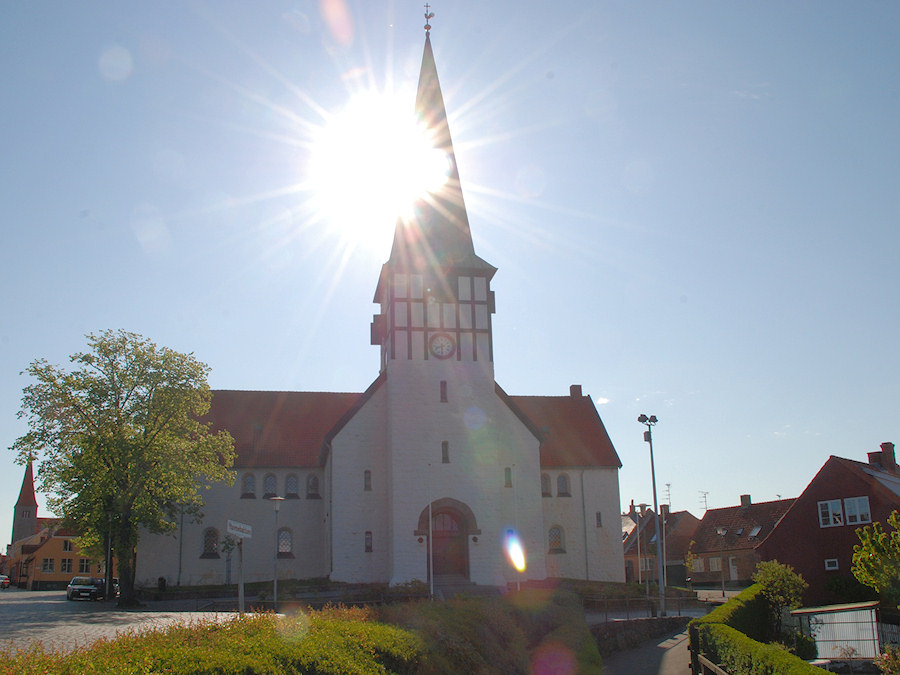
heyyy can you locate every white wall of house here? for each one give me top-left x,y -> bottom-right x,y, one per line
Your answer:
135,468 -> 327,588
541,467 -> 624,582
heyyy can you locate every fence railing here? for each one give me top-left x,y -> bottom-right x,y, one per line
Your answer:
582,594 -> 709,622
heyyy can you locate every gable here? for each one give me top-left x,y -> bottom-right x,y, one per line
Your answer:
692,499 -> 795,555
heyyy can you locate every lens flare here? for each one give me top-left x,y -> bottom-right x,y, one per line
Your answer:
504,531 -> 527,572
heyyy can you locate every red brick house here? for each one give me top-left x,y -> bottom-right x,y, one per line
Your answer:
688,495 -> 795,592
622,503 -> 700,586
757,442 -> 900,605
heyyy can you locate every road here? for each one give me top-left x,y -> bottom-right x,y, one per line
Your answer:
0,588 -> 231,654
602,628 -> 693,675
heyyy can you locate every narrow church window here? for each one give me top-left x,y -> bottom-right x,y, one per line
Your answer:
442,441 -> 450,464
202,528 -> 220,558
263,473 -> 277,498
541,474 -> 551,497
285,474 -> 299,498
596,511 -> 603,528
440,380 -> 448,402
365,531 -> 373,552
504,467 -> 512,488
306,474 -> 320,499
458,276 -> 471,301
241,473 -> 256,499
410,274 -> 424,298
557,474 -> 571,497
364,470 -> 372,491
277,528 -> 293,557
549,526 -> 566,554
394,273 -> 408,298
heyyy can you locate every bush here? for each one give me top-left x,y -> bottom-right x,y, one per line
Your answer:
0,610 -> 424,675
690,586 -> 827,674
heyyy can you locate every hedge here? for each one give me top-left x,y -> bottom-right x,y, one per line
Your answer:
690,585 -> 826,674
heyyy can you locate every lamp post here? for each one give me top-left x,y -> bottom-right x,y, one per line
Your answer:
716,526 -> 727,598
638,414 -> 666,617
271,496 -> 285,611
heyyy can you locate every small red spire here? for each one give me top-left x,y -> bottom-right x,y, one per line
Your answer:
16,461 -> 38,508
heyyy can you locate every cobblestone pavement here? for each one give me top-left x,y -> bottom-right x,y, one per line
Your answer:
0,588 -> 237,654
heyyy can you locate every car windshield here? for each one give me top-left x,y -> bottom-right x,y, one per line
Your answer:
70,577 -> 92,585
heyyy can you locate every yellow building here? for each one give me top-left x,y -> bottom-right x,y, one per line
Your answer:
6,463 -> 108,591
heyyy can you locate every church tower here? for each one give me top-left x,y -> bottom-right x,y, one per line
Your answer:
352,18 -> 547,588
11,461 -> 38,546
371,28 -> 497,374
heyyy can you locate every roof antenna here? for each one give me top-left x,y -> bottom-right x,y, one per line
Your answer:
424,4 -> 434,35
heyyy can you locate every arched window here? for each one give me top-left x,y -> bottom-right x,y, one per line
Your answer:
202,527 -> 220,558
277,527 -> 293,557
285,474 -> 299,498
541,473 -> 551,497
263,473 -> 277,498
557,473 -> 571,497
241,473 -> 256,499
306,474 -> 320,498
548,526 -> 566,554
364,470 -> 372,491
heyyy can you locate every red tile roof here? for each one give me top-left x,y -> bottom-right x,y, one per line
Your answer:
507,394 -> 621,468
206,390 -> 363,468
208,383 -> 621,470
692,498 -> 795,555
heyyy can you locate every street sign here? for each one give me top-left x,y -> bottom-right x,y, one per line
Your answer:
227,520 -> 252,539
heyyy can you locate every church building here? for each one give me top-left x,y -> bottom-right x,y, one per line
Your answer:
134,25 -> 624,591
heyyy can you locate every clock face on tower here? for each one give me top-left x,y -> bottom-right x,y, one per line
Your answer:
429,333 -> 456,359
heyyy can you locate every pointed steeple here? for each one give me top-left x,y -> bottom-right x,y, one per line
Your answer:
384,28 -> 495,279
15,461 -> 38,509
11,461 -> 38,545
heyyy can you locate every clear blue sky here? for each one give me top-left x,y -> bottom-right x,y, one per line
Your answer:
3,2 -> 899,550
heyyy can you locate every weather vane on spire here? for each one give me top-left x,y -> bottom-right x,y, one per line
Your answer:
424,4 -> 434,35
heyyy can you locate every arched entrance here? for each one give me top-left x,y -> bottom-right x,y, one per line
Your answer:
432,510 -> 467,578
415,498 -> 480,582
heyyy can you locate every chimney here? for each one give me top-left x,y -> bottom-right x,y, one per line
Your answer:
740,494 -> 752,508
569,384 -> 582,398
869,442 -> 898,473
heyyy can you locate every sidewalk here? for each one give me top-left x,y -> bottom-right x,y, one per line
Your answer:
601,628 -> 692,675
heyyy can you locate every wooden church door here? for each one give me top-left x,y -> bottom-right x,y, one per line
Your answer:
432,510 -> 468,578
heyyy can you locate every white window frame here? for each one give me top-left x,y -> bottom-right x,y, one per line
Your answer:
818,499 -> 844,527
692,558 -> 704,573
709,557 -> 722,572
844,496 -> 871,525
824,558 -> 839,571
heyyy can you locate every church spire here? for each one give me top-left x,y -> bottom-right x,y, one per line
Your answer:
15,460 -> 38,509
384,15 -> 495,279
11,460 -> 38,545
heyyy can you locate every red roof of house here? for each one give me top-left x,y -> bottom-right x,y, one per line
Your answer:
208,383 -> 620,470
509,394 -> 621,468
206,390 -> 363,467
692,498 -> 795,555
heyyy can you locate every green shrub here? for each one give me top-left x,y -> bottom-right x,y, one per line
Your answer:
690,586 -> 827,674
0,610 -> 424,675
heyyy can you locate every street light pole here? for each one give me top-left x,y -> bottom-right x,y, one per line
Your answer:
271,496 -> 285,612
638,414 -> 666,617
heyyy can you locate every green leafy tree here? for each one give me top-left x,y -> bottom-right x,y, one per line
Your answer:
11,329 -> 235,606
752,560 -> 808,637
852,510 -> 900,608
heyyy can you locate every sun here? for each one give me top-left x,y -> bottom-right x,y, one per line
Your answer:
308,88 -> 451,250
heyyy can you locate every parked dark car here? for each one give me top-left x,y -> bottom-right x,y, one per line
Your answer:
66,576 -> 104,600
